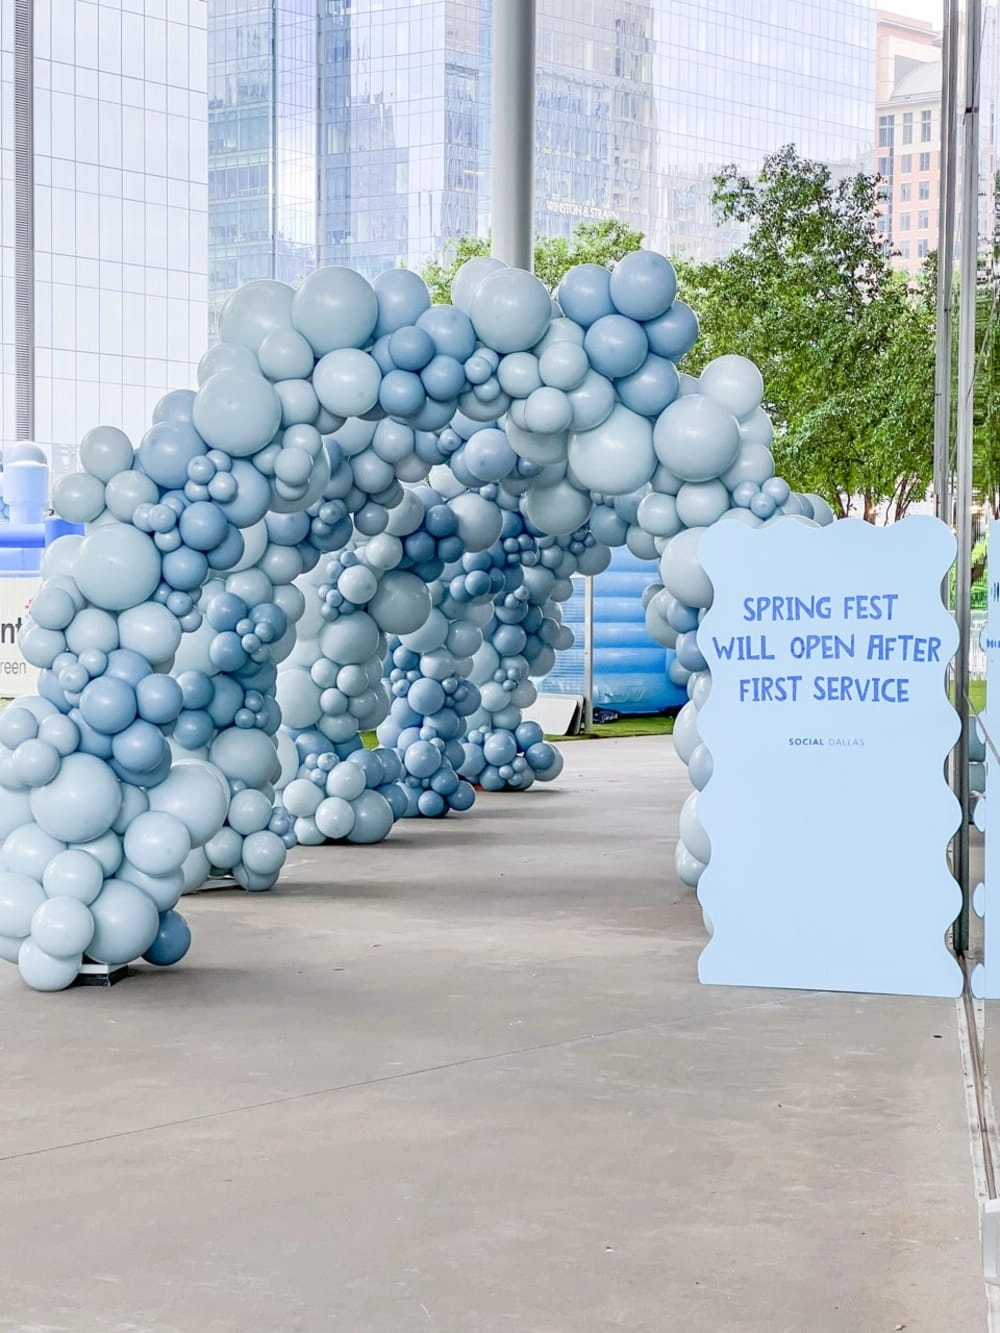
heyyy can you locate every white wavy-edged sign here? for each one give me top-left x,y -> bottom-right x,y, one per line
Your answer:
695,516 -> 961,997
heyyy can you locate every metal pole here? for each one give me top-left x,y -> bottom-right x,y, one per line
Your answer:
583,575 -> 594,733
934,0 -> 960,522
13,0 -> 35,441
491,0 -> 536,270
953,0 -> 983,952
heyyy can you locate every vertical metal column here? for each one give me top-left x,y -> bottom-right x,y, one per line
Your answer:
934,0 -> 960,523
14,0 -> 35,441
491,0 -> 536,270
953,0 -> 983,952
583,576 -> 594,733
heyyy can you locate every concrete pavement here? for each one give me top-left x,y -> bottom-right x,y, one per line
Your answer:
0,737 -> 986,1332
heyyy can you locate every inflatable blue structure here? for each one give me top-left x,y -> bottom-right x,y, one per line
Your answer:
0,444 -> 81,573
539,548 -> 686,714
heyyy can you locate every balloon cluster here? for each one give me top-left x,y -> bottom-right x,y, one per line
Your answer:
0,242 -> 838,991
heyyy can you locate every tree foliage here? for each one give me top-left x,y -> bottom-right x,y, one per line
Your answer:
676,145 -> 936,521
419,219 -> 645,303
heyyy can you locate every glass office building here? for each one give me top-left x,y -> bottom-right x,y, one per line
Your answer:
207,0 -> 875,322
1,0 -> 209,481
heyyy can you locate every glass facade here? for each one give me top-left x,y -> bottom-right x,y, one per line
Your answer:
208,0 -> 875,316
0,0 -> 209,479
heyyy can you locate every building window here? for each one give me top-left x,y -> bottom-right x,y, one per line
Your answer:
921,109 -> 932,142
917,239 -> 929,258
900,183 -> 911,202
918,179 -> 930,200
901,154 -> 912,172
902,111 -> 913,144
919,151 -> 931,171
878,114 -> 895,148
878,156 -> 890,177
899,213 -> 911,231
917,210 -> 929,229
899,241 -> 911,259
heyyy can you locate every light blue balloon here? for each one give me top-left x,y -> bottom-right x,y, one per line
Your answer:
463,429 -> 517,484
17,939 -> 81,991
0,873 -> 47,937
42,849 -> 104,904
12,738 -> 61,787
30,752 -> 122,843
192,371 -> 282,457
615,353 -> 680,417
135,673 -> 184,725
372,267 -> 432,338
30,896 -> 95,958
87,878 -> 160,965
609,251 -> 677,321
415,305 -> 478,363
643,301 -> 699,361
79,676 -> 137,736
420,353 -> 467,401
240,830 -> 286,877
138,420 -> 206,489
556,263 -> 615,327
74,524 -> 162,613
111,720 -> 168,774
345,790 -> 394,843
583,314 -> 648,379
292,266 -> 378,354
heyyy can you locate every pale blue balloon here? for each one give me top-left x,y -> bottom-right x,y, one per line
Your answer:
217,279 -> 294,353
556,263 -> 615,327
30,752 -> 122,843
74,524 -> 162,612
469,268 -> 552,355
615,354 -> 680,417
17,939 -> 81,991
79,425 -> 134,482
4,823 -> 65,880
0,873 -> 47,937
643,301 -> 699,361
240,830 -> 286,877
192,371 -> 282,458
87,878 -> 160,965
30,896 -> 95,958
583,314 -> 648,379
345,790 -> 394,843
609,251 -> 677,321
292,266 -> 378,354
42,849 -> 104,904
372,267 -> 432,338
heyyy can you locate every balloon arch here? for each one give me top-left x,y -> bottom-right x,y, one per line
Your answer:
0,252 -> 832,990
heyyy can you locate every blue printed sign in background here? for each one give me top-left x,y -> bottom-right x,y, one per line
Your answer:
696,516 -> 962,997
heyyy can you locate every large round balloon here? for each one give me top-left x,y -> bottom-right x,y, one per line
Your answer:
567,405 -> 655,496
469,268 -> 552,354
653,396 -> 741,483
292,266 -> 378,354
30,753 -> 122,844
74,526 -> 161,612
147,761 -> 230,848
192,372 -> 282,457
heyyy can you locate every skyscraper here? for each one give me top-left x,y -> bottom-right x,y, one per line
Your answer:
207,0 -> 876,323
1,0 -> 209,481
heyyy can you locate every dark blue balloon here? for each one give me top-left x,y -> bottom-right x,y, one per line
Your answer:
143,910 -> 192,966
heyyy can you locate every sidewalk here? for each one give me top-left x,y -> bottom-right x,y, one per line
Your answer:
0,736 -> 985,1332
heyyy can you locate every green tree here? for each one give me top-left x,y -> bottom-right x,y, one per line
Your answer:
676,145 -> 936,521
419,219 -> 645,303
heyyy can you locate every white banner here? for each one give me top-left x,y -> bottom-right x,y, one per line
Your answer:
0,576 -> 41,698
